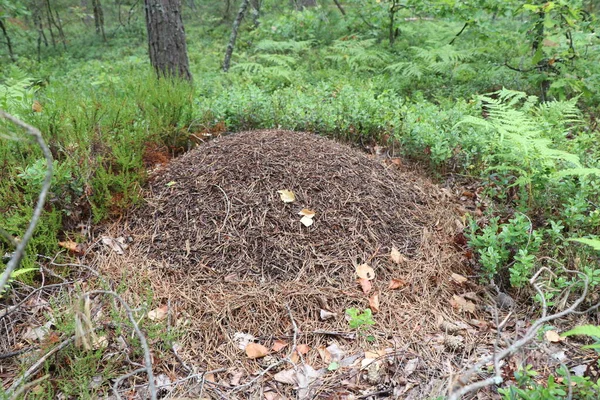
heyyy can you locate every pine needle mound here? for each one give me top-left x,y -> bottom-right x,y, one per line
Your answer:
97,130 -> 472,395
129,130 -> 445,280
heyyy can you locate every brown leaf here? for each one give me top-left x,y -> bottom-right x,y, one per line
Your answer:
147,305 -> 168,321
450,295 -> 476,314
358,278 -> 372,294
245,342 -> 269,359
388,278 -> 407,290
317,346 -> 332,364
356,263 -> 375,280
298,209 -> 316,218
32,100 -> 43,113
272,340 -> 288,352
297,344 -> 310,354
390,247 -> 407,264
369,292 -> 380,313
450,273 -> 468,284
58,240 -> 84,254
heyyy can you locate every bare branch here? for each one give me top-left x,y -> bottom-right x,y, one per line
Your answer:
0,110 -> 53,292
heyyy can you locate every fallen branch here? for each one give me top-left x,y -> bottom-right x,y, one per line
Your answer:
0,110 -> 53,292
448,264 -> 600,399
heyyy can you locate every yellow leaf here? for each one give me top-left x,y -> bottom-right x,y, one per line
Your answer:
245,342 -> 269,359
298,209 -> 316,218
356,263 -> 375,280
277,189 -> 295,203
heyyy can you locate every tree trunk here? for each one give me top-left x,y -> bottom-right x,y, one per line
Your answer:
333,0 -> 345,15
144,0 -> 192,81
92,0 -> 107,41
0,18 -> 15,62
250,0 -> 261,27
294,0 -> 316,10
222,0 -> 250,72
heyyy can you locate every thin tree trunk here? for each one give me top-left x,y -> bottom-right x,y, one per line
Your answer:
52,7 -> 67,49
92,0 -> 107,41
250,0 -> 261,27
223,0 -> 250,72
333,0 -> 345,15
144,0 -> 192,81
44,0 -> 56,47
0,18 -> 15,62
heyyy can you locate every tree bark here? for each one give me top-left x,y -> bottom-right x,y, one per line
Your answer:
332,0 -> 345,15
91,0 -> 107,41
0,18 -> 15,62
144,0 -> 192,81
222,0 -> 250,72
294,0 -> 316,10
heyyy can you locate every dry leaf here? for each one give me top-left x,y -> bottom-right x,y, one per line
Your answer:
545,330 -> 563,343
319,309 -> 337,320
358,278 -> 372,294
298,209 -> 316,218
450,295 -> 476,314
297,344 -> 310,354
101,236 -> 127,255
450,273 -> 468,284
32,100 -> 43,113
229,370 -> 244,386
369,292 -> 380,313
290,350 -> 300,363
326,343 -> 346,362
233,332 -> 256,350
356,263 -> 375,280
273,368 -> 298,385
277,189 -> 295,203
245,342 -> 269,359
300,215 -> 314,227
388,278 -> 407,290
272,340 -> 288,352
147,305 -> 168,321
390,247 -> 407,264
58,240 -> 84,254
317,346 -> 332,364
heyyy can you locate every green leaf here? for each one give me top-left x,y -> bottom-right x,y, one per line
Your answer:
569,238 -> 600,251
561,325 -> 600,339
327,362 -> 340,371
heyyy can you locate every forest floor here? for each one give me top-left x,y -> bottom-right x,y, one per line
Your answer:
63,130 -> 593,399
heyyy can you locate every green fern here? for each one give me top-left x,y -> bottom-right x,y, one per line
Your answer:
0,66 -> 34,112
254,39 -> 314,54
326,39 -> 391,72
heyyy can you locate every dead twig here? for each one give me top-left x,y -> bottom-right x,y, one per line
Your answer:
0,110 -> 53,292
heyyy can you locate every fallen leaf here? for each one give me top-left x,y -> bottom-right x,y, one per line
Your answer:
300,215 -> 314,227
388,278 -> 407,290
32,100 -> 43,113
450,295 -> 476,314
297,344 -> 310,354
450,273 -> 468,284
390,247 -> 407,264
233,332 -> 256,350
545,330 -> 563,343
356,263 -> 375,280
273,368 -> 297,385
327,362 -> 339,371
290,351 -> 300,363
101,236 -> 127,255
245,342 -> 269,359
319,309 -> 337,320
229,370 -> 244,386
92,335 -> 108,350
165,181 -> 177,187
147,305 -> 168,321
358,278 -> 372,294
272,340 -> 288,352
369,292 -> 380,313
404,358 -> 419,376
58,241 -> 85,254
277,189 -> 295,203
317,346 -> 331,363
298,209 -> 316,218
326,343 -> 346,362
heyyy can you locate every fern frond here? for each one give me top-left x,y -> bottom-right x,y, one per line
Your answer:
255,39 -> 314,53
256,54 -> 297,67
